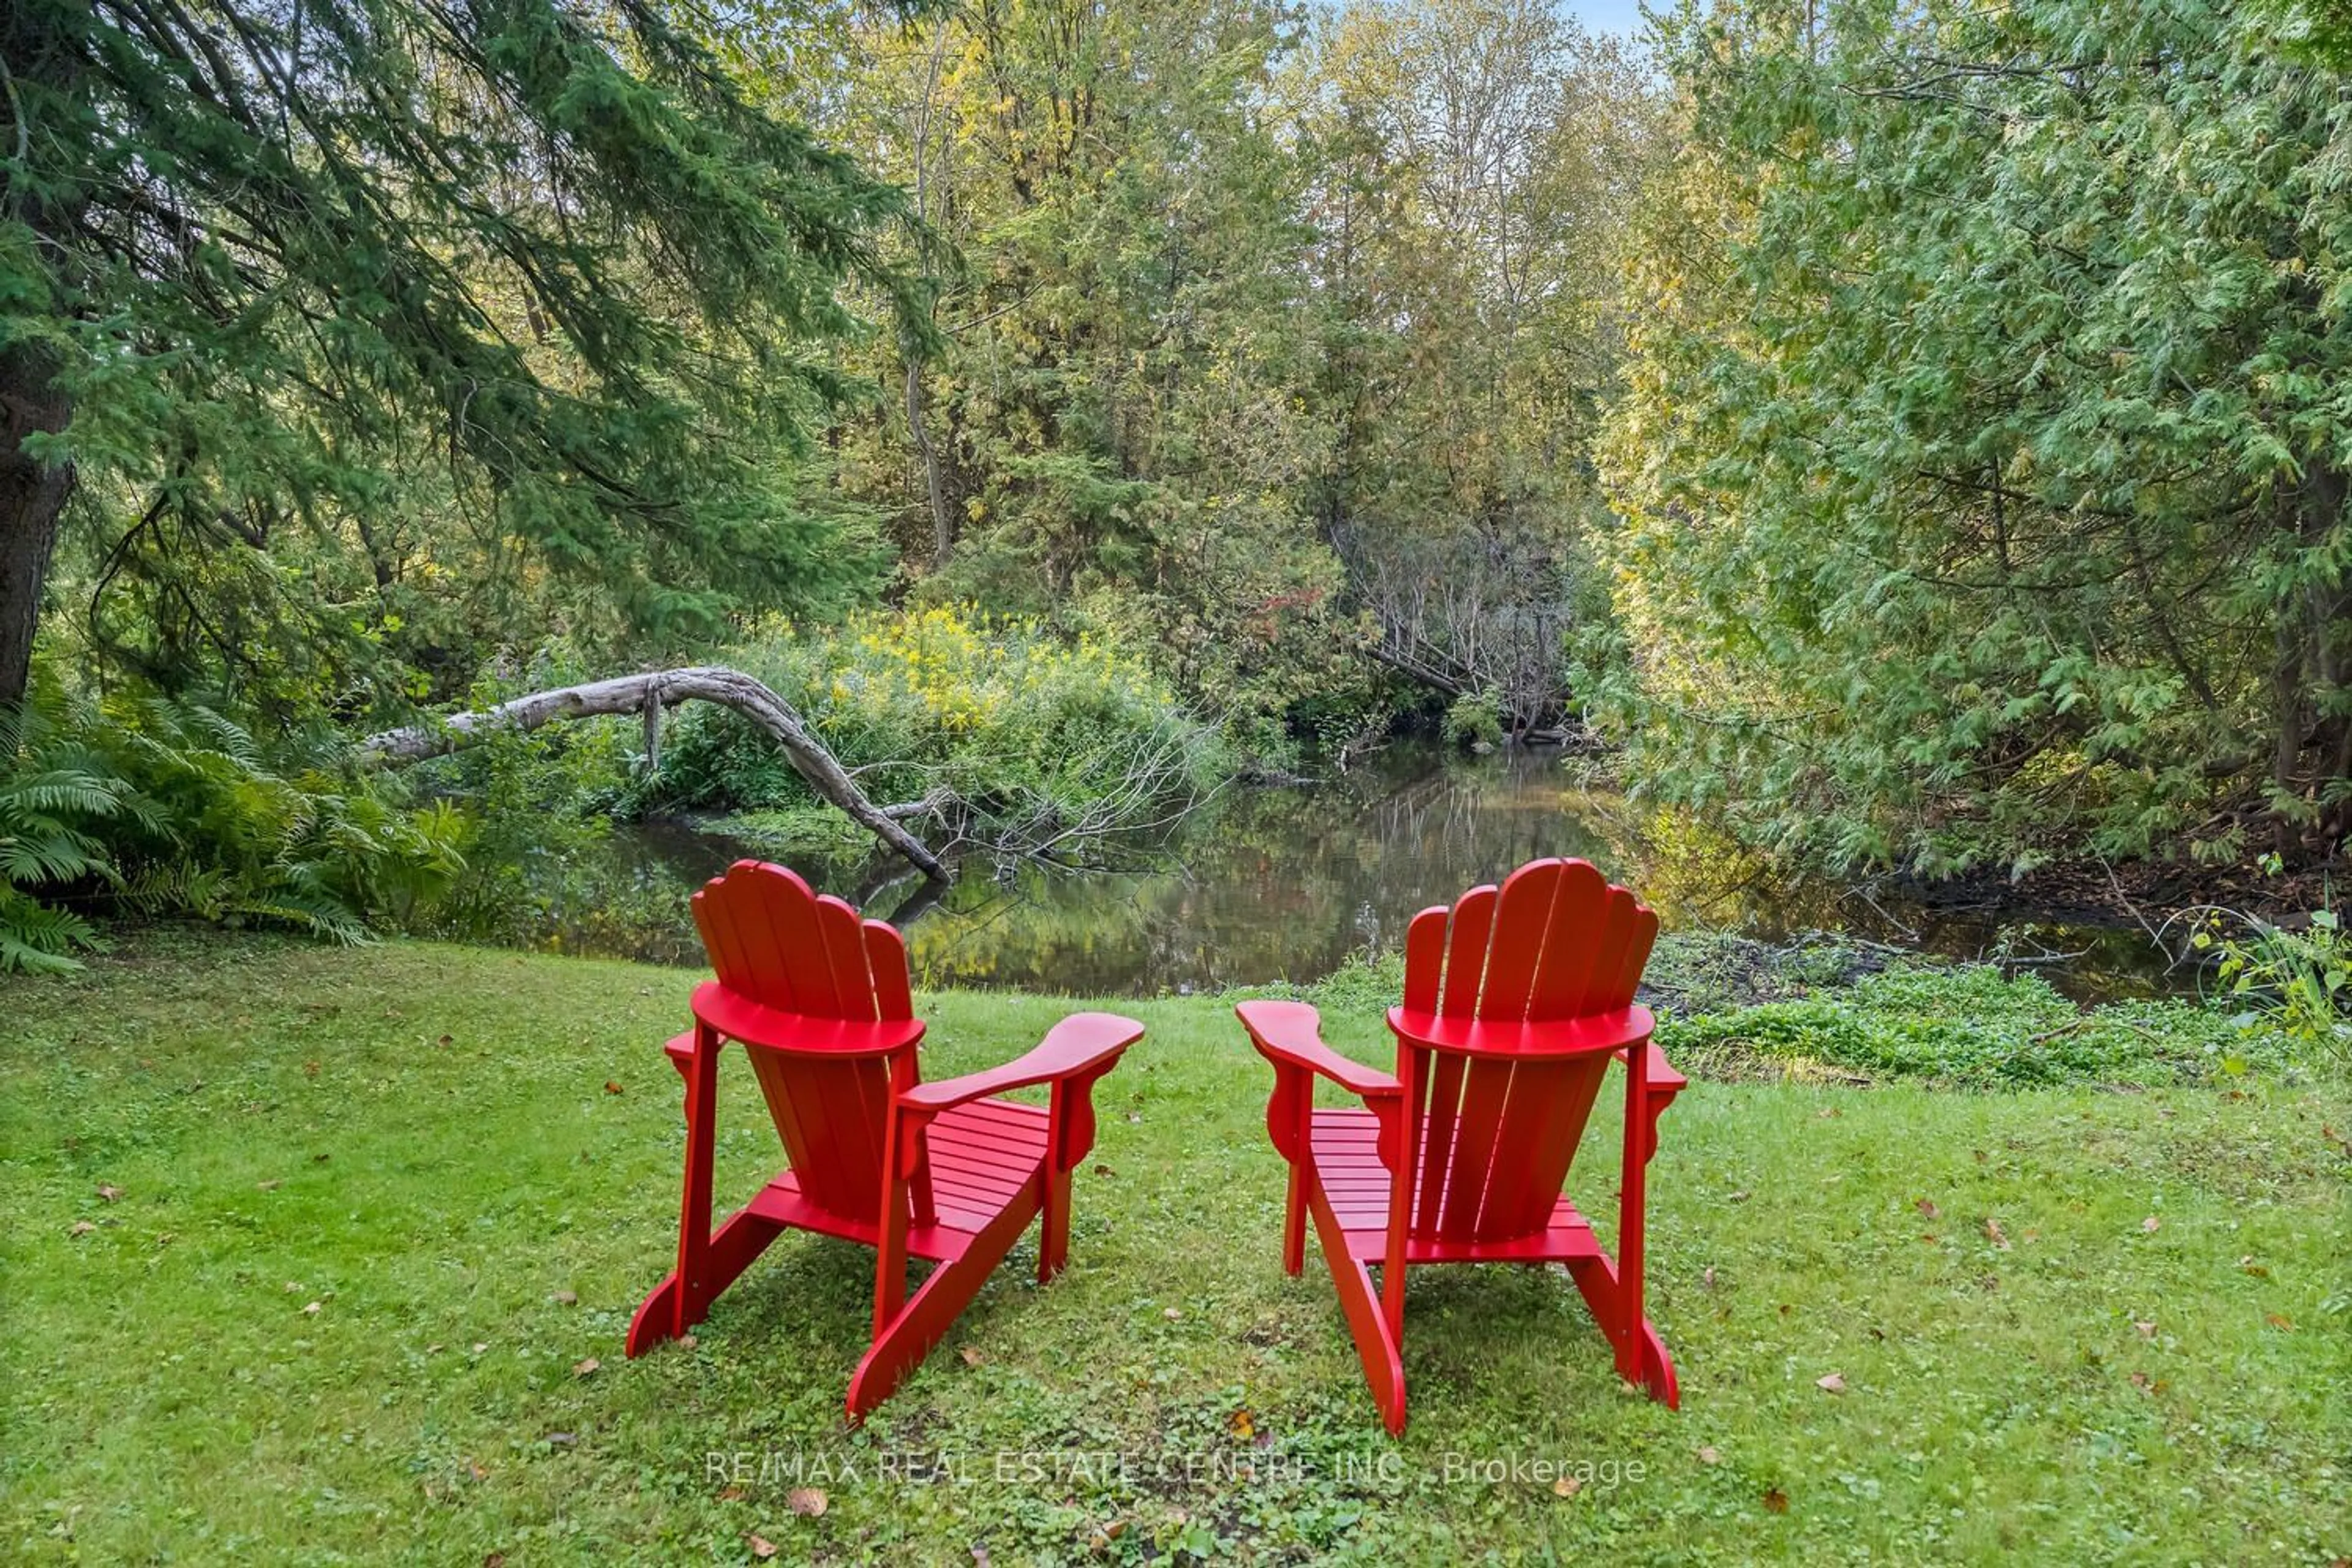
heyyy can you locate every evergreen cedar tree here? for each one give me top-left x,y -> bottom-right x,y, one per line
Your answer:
0,0 -> 935,710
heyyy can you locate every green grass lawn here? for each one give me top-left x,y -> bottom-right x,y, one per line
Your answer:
4,935 -> 2346,1564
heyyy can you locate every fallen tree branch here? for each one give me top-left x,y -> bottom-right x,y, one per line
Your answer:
359,666 -> 948,881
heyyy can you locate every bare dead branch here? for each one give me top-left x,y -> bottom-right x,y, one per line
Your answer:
358,665 -> 947,880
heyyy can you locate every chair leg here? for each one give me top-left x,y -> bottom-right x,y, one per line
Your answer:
1563,1254 -> 1679,1408
1635,1316 -> 1681,1407
1282,1161 -> 1307,1276
627,1206 -> 786,1355
847,1174 -> 1043,1422
1613,1036 -> 1650,1387
1308,1181 -> 1406,1434
625,1272 -> 682,1356
1037,1165 -> 1072,1283
682,1023 -> 731,1324
627,1023 -> 789,1357
628,1022 -> 721,1354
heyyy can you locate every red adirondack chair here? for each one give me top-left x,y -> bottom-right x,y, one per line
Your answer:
627,861 -> 1144,1420
1238,857 -> 1686,1433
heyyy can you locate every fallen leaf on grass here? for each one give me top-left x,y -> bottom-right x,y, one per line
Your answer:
572,1357 -> 600,1377
2128,1371 -> 2151,1389
679,1333 -> 698,1351
2140,1215 -> 2160,1234
747,1534 -> 778,1559
544,1432 -> 576,1446
472,1342 -> 489,1354
552,1289 -> 578,1306
1727,1190 -> 1751,1204
1701,1265 -> 1717,1291
2265,1313 -> 2294,1332
257,1179 -> 281,1191
69,1220 -> 95,1237
96,1184 -> 122,1202
1763,1488 -> 1789,1514
1551,1475 -> 1581,1498
1913,1197 -> 1939,1219
426,1344 -> 445,1354
1815,1373 -> 1845,1394
1983,1217 -> 2010,1250
787,1487 -> 827,1517
438,1034 -> 454,1047
718,1486 -> 747,1502
959,1346 -> 984,1368
483,1555 -> 505,1567
302,1300 -> 322,1315
1228,1408 -> 1255,1441
1697,1446 -> 1721,1465
604,1080 -> 625,1096
1162,1307 -> 1182,1321
2133,1320 -> 2157,1338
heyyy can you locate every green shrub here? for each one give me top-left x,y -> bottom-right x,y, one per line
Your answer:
1658,962 -> 2296,1088
640,605 -> 1231,852
1441,689 -> 1504,752
2190,905 -> 2351,1063
390,658 -> 641,946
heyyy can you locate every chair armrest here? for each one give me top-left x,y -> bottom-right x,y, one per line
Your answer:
1235,1000 -> 1401,1099
893,1012 -> 1142,1178
1623,1039 -> 1686,1098
1238,1000 -> 1408,1172
1619,1038 -> 1684,1165
897,1012 -> 1145,1114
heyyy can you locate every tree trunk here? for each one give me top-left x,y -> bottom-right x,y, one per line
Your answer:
0,345 -> 76,710
360,666 -> 949,881
905,348 -> 956,565
1,9 -> 85,712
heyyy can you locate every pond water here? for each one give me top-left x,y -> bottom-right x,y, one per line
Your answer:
533,744 -> 2187,1003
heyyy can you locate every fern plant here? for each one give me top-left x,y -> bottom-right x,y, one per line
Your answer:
1,670 -> 466,970
0,698 -> 123,971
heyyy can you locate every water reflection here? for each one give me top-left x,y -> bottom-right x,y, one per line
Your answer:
551,745 -> 2183,1001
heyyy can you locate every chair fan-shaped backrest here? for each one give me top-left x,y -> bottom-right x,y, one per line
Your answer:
1398,858 -> 1659,1243
691,861 -> 916,1220
692,859 -> 914,1023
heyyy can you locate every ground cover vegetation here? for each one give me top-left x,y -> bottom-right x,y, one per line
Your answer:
3,935 -> 2342,1562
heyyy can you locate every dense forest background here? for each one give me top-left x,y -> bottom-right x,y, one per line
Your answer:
4,0 -> 2350,967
